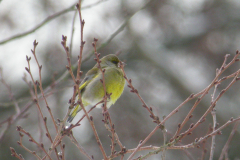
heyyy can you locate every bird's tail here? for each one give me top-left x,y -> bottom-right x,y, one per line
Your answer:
67,105 -> 81,123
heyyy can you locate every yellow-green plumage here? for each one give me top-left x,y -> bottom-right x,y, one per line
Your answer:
67,54 -> 125,122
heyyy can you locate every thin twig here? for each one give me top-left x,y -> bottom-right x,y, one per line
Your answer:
60,143 -> 65,160
93,39 -> 119,157
219,121 -> 240,160
18,133 -> 41,160
209,69 -> 219,160
91,39 -> 110,159
10,147 -> 25,160
201,125 -> 212,160
61,101 -> 102,136
16,126 -> 52,160
161,121 -> 167,160
31,41 -> 59,132
68,133 -> 93,160
49,34 -> 80,158
127,125 -> 162,160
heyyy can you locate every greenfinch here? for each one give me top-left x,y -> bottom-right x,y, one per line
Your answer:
67,54 -> 125,122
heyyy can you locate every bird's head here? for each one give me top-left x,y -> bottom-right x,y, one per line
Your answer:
99,54 -> 121,68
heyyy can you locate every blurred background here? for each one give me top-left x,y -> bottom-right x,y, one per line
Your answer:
1,0 -> 240,159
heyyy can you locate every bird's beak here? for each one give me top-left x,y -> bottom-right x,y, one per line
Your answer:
121,61 -> 126,66
118,61 -> 126,67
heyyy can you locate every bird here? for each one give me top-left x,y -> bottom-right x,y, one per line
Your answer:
67,54 -> 125,122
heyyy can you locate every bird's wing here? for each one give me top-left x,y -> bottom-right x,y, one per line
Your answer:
68,67 -> 99,123
79,67 -> 99,91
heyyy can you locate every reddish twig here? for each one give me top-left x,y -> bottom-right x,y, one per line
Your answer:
219,120 -> 240,160
120,62 -> 161,125
139,117 -> 240,159
30,40 -> 62,158
200,125 -> 212,160
31,40 -> 58,132
172,53 -> 240,141
51,2 -> 108,160
68,133 -> 93,160
177,69 -> 240,141
10,147 -> 26,160
93,39 -> 124,159
127,52 -> 240,159
25,41 -> 60,160
16,126 -> 52,160
92,39 -> 118,157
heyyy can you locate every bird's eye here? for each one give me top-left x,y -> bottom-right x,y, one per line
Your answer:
112,60 -> 118,64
